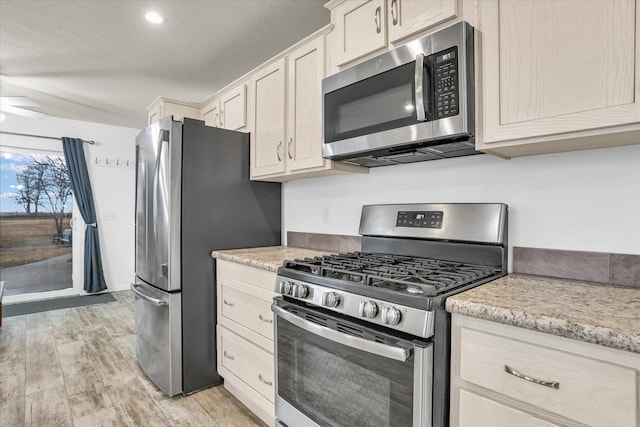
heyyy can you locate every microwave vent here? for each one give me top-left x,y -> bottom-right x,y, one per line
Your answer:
422,140 -> 475,154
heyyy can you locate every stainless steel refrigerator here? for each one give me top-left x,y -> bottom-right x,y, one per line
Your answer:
132,116 -> 281,396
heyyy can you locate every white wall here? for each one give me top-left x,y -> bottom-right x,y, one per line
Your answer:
1,114 -> 139,292
283,145 -> 640,264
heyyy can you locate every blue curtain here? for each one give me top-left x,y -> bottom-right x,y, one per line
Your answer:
62,137 -> 107,293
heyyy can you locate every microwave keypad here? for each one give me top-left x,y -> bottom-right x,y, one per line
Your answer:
433,47 -> 459,119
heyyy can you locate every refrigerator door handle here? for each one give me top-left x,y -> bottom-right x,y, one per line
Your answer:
131,283 -> 168,306
153,129 -> 168,278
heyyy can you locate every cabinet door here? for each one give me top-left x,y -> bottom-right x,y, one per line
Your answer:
388,0 -> 457,44
148,104 -> 161,125
251,58 -> 286,177
459,390 -> 558,427
201,99 -> 220,127
286,36 -> 326,172
479,0 -> 639,145
220,84 -> 247,131
334,0 -> 387,66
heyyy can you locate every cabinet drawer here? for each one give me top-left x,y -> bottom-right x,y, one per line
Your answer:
217,260 -> 276,292
220,327 -> 275,403
221,285 -> 274,341
459,390 -> 558,427
459,327 -> 637,427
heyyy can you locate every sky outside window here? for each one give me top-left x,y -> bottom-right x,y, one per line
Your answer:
0,150 -> 73,213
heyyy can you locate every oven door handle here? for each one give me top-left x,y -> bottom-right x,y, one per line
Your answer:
272,304 -> 413,362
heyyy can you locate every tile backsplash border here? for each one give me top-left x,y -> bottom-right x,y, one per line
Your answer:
287,232 -> 639,288
287,231 -> 361,254
513,247 -> 640,288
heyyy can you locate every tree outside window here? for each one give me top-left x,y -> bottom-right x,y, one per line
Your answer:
10,156 -> 72,238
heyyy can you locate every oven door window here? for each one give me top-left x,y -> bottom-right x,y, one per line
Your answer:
276,314 -> 415,427
324,62 -> 427,144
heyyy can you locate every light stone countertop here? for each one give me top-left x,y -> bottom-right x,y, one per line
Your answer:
211,246 -> 334,272
446,274 -> 640,353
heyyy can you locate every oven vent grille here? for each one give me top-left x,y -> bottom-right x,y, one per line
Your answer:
304,312 -> 328,327
336,322 -> 365,338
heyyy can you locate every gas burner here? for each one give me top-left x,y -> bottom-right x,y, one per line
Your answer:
283,252 -> 499,297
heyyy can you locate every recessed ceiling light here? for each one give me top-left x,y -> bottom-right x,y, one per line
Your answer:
145,12 -> 164,24
0,113 -> 5,122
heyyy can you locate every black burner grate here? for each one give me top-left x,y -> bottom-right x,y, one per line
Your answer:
283,252 -> 499,296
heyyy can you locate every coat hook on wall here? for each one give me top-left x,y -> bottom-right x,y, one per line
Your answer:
92,156 -> 133,168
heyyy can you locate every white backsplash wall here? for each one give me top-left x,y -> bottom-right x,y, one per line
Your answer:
283,144 -> 640,264
1,114 -> 139,292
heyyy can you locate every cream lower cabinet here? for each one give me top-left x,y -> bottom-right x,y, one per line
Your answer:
250,30 -> 367,181
327,0 -> 458,67
147,97 -> 200,125
450,314 -> 640,427
201,83 -> 247,130
473,0 -> 640,157
216,260 -> 276,426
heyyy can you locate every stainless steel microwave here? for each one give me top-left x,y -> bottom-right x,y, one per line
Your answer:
322,21 -> 477,167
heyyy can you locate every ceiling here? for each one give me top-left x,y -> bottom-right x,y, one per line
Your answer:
0,0 -> 330,129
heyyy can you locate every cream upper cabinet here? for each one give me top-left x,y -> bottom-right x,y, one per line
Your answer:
474,0 -> 640,157
387,0 -> 457,44
251,58 -> 287,177
201,83 -> 247,130
251,30 -> 367,181
201,97 -> 220,127
147,97 -> 200,125
285,36 -> 326,172
328,0 -> 458,67
450,315 -> 640,427
332,0 -> 387,66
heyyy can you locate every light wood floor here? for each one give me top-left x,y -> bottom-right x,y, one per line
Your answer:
0,291 -> 266,427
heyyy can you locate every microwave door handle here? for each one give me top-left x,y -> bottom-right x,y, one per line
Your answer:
272,304 -> 413,362
415,54 -> 427,121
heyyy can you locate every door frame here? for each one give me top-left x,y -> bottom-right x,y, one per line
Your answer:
1,141 -> 84,304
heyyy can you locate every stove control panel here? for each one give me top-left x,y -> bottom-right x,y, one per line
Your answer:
396,210 -> 443,228
275,275 -> 435,338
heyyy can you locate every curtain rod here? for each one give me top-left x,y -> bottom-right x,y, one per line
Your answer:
0,131 -> 95,145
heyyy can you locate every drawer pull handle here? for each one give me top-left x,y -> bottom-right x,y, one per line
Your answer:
223,299 -> 235,307
504,365 -> 559,389
223,351 -> 235,360
258,314 -> 273,323
259,374 -> 273,386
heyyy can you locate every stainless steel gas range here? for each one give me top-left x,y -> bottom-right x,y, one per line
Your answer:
271,203 -> 508,427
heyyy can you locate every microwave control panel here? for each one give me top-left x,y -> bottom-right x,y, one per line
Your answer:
432,47 -> 459,120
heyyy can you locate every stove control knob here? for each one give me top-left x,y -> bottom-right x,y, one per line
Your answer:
322,292 -> 341,308
292,284 -> 309,299
382,306 -> 402,325
278,280 -> 293,295
359,301 -> 378,319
